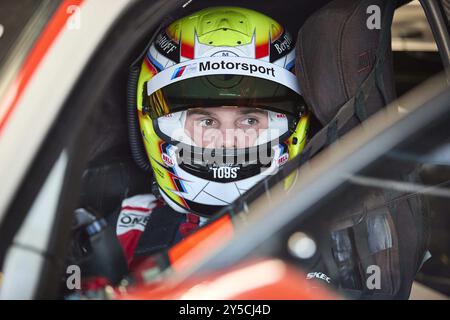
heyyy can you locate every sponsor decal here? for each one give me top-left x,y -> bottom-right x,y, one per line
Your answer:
162,153 -> 175,167
274,33 -> 293,54
306,272 -> 332,284
171,65 -> 186,79
211,50 -> 239,57
270,29 -> 294,62
155,33 -> 178,53
212,166 -> 239,179
147,56 -> 301,97
199,60 -> 275,77
155,32 -> 180,62
119,214 -> 149,227
117,212 -> 150,234
171,63 -> 198,79
277,153 -> 289,166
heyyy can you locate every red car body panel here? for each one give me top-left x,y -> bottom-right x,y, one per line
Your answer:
0,0 -> 83,134
120,259 -> 338,300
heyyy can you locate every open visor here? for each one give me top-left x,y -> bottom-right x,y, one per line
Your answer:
155,108 -> 295,148
143,56 -> 305,119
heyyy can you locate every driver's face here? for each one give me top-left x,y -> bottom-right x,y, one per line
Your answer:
185,106 -> 269,148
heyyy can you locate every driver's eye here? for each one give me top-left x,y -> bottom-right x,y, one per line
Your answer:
199,118 -> 217,127
240,117 -> 259,126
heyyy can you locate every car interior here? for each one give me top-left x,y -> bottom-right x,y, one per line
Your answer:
1,0 -> 448,299
71,0 -> 449,297
80,0 -> 404,220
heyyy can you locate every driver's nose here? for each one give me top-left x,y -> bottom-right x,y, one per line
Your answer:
221,129 -> 236,148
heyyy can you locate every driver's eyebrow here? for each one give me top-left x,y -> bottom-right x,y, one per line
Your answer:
187,109 -> 214,116
187,107 -> 267,117
238,108 -> 267,115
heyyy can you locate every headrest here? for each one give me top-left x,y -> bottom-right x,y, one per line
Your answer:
296,0 -> 397,132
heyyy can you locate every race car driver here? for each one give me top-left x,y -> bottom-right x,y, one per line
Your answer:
115,6 -> 310,268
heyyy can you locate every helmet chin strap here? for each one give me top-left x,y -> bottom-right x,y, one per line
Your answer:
151,177 -> 163,200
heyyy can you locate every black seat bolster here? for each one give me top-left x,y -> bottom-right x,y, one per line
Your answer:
296,0 -> 397,134
294,0 -> 429,299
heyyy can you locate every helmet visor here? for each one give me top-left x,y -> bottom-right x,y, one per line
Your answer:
143,56 -> 305,119
155,108 -> 295,149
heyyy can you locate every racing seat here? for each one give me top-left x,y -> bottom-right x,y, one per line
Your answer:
294,0 -> 429,299
296,0 -> 397,134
